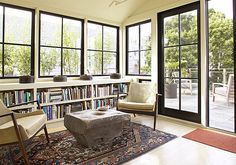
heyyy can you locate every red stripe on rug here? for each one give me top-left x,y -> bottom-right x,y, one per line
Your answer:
183,128 -> 236,154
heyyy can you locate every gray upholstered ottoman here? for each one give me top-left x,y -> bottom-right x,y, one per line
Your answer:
64,109 -> 131,147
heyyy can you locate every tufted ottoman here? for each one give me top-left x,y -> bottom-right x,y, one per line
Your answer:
64,109 -> 131,147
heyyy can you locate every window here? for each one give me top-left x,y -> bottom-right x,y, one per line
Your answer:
87,21 -> 119,75
126,20 -> 151,75
39,12 -> 84,77
0,4 -> 34,78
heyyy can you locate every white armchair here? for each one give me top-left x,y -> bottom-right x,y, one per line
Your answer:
116,82 -> 161,130
212,74 -> 234,104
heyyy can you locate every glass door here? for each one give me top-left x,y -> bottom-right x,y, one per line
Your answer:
158,2 -> 201,123
208,0 -> 235,132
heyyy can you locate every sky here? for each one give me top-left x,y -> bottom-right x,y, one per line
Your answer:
208,0 -> 233,19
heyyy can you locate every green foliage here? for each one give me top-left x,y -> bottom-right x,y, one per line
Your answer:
208,9 -> 233,69
92,31 -> 113,74
40,48 -> 58,75
163,8 -> 233,86
140,36 -> 151,74
63,25 -> 80,75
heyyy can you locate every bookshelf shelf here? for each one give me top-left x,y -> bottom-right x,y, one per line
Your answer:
0,78 -> 130,123
93,94 -> 127,100
8,104 -> 35,111
40,98 -> 92,107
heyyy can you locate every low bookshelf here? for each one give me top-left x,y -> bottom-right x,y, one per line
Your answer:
0,78 -> 130,123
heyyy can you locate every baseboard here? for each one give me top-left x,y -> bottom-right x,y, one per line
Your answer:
157,114 -> 204,128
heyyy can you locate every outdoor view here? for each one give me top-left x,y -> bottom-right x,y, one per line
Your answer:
40,13 -> 82,76
87,23 -> 117,75
127,22 -> 151,75
208,0 -> 234,132
0,6 -> 33,77
163,9 -> 199,114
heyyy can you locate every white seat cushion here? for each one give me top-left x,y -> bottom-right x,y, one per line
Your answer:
215,87 -> 227,96
118,101 -> 154,111
0,114 -> 47,138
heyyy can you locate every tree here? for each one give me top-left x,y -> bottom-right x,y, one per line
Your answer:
90,31 -> 113,75
208,9 -> 233,69
164,12 -> 198,78
140,36 -> 151,74
63,25 -> 80,75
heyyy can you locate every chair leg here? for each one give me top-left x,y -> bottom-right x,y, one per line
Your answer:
133,113 -> 136,117
11,114 -> 29,165
18,138 -> 29,165
44,125 -> 50,143
153,114 -> 156,131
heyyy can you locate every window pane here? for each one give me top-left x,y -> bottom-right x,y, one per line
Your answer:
63,18 -> 81,48
180,10 -> 198,44
140,50 -> 151,75
140,22 -> 151,50
5,7 -> 31,44
128,52 -> 139,74
41,14 -> 62,46
165,78 -> 179,109
164,47 -> 179,78
128,25 -> 139,51
181,45 -> 198,78
164,15 -> 179,47
104,26 -> 117,51
88,23 -> 102,50
40,47 -> 61,76
63,49 -> 80,75
103,52 -> 116,74
4,45 -> 31,76
87,51 -> 102,75
181,79 -> 198,113
0,6 -> 3,42
0,44 -> 2,76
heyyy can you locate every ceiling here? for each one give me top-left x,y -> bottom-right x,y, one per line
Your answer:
23,0 -> 149,23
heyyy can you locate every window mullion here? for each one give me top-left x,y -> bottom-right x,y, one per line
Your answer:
2,6 -> 5,77
178,14 -> 181,111
102,25 -> 104,75
139,25 -> 141,75
61,17 -> 63,76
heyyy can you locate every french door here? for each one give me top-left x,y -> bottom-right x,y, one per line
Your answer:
158,2 -> 201,123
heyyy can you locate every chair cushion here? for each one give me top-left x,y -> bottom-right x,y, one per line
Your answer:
118,101 -> 154,112
127,82 -> 156,103
0,114 -> 46,139
215,87 -> 227,96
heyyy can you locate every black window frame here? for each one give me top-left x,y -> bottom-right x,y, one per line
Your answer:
87,20 -> 119,76
39,11 -> 84,78
0,3 -> 35,79
126,19 -> 152,76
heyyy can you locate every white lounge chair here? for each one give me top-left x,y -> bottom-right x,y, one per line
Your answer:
212,74 -> 234,104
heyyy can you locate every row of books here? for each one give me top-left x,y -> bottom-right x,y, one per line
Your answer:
0,91 -> 32,106
42,101 -> 92,120
94,98 -> 116,109
94,83 -> 129,97
38,86 -> 92,103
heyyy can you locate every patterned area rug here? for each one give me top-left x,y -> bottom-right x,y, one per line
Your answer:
0,122 -> 176,165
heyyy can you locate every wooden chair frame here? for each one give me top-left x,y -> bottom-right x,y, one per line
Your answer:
0,100 -> 49,165
116,92 -> 162,130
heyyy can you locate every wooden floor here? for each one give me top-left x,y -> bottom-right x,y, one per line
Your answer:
46,115 -> 236,165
